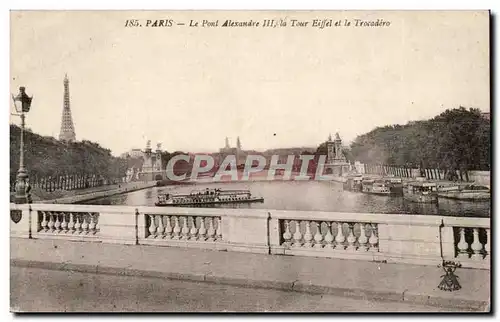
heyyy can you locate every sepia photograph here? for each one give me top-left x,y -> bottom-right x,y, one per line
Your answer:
9,10 -> 490,312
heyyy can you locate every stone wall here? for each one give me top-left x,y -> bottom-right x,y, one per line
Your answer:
468,171 -> 490,187
358,162 -> 490,184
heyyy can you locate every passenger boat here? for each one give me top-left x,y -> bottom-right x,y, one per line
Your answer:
361,179 -> 392,196
155,188 -> 264,207
404,180 -> 438,203
343,174 -> 363,192
437,184 -> 490,201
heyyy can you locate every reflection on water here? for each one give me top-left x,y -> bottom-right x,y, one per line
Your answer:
86,181 -> 490,217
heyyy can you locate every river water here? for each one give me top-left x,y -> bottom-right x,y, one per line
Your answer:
85,181 -> 490,217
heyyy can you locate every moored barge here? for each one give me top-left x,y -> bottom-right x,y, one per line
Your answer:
437,184 -> 490,201
361,178 -> 392,196
343,174 -> 363,192
384,177 -> 404,195
404,180 -> 438,203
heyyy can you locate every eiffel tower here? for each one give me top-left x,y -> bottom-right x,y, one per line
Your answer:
59,74 -> 76,142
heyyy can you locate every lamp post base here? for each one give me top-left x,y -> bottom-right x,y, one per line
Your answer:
14,170 -> 31,204
14,195 -> 30,204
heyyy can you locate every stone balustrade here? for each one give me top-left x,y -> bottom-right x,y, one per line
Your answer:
141,211 -> 225,250
441,217 -> 490,270
10,203 -> 490,269
268,210 -> 451,266
38,210 -> 100,236
280,219 -> 379,251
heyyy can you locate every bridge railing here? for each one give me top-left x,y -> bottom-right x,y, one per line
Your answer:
441,216 -> 490,270
10,203 -> 490,269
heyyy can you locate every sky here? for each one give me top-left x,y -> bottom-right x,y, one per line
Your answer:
10,11 -> 489,156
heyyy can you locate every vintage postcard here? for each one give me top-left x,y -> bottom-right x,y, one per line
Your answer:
9,10 -> 490,312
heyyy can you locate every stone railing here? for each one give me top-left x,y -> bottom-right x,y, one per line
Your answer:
441,217 -> 490,270
268,210 -> 447,266
37,210 -> 100,239
139,207 -> 226,251
10,203 -> 490,269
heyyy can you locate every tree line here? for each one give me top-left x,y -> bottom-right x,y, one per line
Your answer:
10,124 -> 128,188
348,107 -> 490,173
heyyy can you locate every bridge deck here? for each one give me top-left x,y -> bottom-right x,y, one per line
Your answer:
10,238 -> 489,311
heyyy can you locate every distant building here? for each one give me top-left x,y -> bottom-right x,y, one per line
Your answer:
122,141 -> 165,181
139,141 -> 164,181
128,148 -> 144,158
218,136 -> 244,165
325,133 -> 350,177
354,161 -> 365,174
120,148 -> 144,159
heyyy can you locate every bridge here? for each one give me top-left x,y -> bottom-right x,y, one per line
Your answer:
10,203 -> 490,312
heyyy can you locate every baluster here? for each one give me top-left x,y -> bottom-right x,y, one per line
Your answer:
323,222 -> 334,249
181,217 -> 190,239
358,223 -> 369,251
215,217 -> 222,240
164,216 -> 173,239
148,214 -> 156,238
60,213 -> 68,233
303,221 -> 313,247
40,211 -> 48,232
313,221 -> 323,248
74,214 -> 81,234
346,223 -> 356,251
368,224 -> 379,250
282,220 -> 292,246
89,214 -> 97,235
81,215 -> 89,234
172,216 -> 181,239
293,220 -> 303,247
190,217 -> 198,240
335,222 -> 345,250
198,217 -> 207,241
54,213 -> 61,233
207,217 -> 215,241
68,213 -> 75,234
456,227 -> 469,258
485,229 -> 490,257
471,228 -> 483,259
156,215 -> 165,238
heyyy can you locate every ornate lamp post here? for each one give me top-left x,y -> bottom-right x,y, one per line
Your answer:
11,86 -> 33,204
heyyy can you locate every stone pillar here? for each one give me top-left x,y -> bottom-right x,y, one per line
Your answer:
98,208 -> 138,245
268,214 -> 284,254
222,210 -> 270,254
440,225 -> 456,260
377,218 -> 443,266
11,205 -> 31,239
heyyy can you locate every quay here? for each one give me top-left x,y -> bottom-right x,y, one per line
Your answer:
29,181 -> 157,204
10,202 -> 490,311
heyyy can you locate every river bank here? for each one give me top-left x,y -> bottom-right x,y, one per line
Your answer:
33,182 -> 157,204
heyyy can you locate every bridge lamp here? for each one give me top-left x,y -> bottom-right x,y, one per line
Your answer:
11,86 -> 33,204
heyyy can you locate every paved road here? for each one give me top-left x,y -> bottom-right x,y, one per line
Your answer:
10,267 -> 452,312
